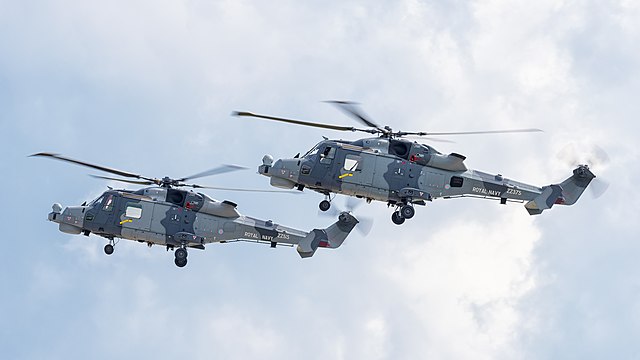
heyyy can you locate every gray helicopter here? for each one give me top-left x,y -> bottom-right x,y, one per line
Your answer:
32,153 -> 359,267
234,101 -> 604,225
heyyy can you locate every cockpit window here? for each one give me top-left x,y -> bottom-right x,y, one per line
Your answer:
320,146 -> 336,164
102,194 -> 114,212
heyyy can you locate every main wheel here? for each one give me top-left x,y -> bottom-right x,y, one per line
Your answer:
174,258 -> 187,267
400,205 -> 415,219
104,244 -> 114,255
319,200 -> 331,212
175,247 -> 188,260
391,211 -> 405,225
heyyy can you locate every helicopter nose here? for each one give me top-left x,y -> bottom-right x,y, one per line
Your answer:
50,205 -> 87,234
272,158 -> 301,180
260,158 -> 301,189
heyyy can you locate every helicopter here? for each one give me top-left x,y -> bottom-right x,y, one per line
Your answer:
234,101 -> 601,225
32,153 -> 359,267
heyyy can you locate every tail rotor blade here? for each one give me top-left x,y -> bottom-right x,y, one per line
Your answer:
355,216 -> 374,236
345,197 -> 364,212
318,197 -> 374,235
590,178 -> 610,199
589,145 -> 610,168
557,143 -> 580,167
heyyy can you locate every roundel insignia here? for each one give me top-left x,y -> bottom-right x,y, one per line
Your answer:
218,229 -> 224,235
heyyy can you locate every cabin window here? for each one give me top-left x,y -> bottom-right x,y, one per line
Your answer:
125,205 -> 142,219
320,146 -> 336,164
450,176 -> 464,188
102,195 -> 114,212
343,155 -> 361,171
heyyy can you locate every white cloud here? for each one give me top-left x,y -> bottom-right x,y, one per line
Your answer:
2,0 -> 640,359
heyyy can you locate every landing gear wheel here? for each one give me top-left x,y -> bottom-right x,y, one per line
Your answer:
104,244 -> 114,255
391,211 -> 405,225
400,205 -> 415,219
319,200 -> 331,212
175,247 -> 188,260
174,258 -> 187,267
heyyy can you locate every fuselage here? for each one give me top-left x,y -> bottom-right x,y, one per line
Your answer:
259,137 -> 545,206
49,187 -> 308,248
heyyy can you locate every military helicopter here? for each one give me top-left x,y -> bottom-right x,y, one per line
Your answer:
32,153 -> 359,267
234,101 -> 602,225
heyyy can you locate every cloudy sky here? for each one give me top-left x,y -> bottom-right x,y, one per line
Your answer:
2,0 -> 640,359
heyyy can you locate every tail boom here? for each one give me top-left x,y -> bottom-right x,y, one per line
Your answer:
525,165 -> 595,215
297,213 -> 359,258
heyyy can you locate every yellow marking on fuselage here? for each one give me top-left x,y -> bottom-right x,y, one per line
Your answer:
119,219 -> 133,225
338,173 -> 353,179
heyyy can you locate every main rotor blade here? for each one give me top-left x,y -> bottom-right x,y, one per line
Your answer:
185,184 -> 300,193
233,111 -> 377,134
403,136 -> 456,143
324,100 -> 381,129
30,152 -> 154,181
423,128 -> 543,136
178,164 -> 248,182
90,175 -> 156,186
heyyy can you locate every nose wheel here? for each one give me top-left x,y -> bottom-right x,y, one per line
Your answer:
174,247 -> 188,267
319,200 -> 331,212
104,243 -> 114,255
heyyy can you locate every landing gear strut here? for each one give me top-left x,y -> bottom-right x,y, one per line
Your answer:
174,247 -> 188,267
391,203 -> 415,225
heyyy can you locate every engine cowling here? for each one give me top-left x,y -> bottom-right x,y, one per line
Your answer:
426,153 -> 467,171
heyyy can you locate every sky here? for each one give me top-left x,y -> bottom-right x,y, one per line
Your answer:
1,0 -> 640,359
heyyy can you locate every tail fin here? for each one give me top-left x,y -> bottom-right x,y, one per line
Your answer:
525,165 -> 595,215
297,213 -> 359,258
558,165 -> 596,205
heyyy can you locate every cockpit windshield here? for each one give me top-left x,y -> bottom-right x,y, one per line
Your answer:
88,194 -> 105,206
302,142 -> 323,158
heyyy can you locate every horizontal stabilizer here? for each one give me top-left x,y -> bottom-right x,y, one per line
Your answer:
525,184 -> 563,215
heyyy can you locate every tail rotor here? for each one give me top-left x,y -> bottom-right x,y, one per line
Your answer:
557,143 -> 610,199
318,197 -> 373,236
